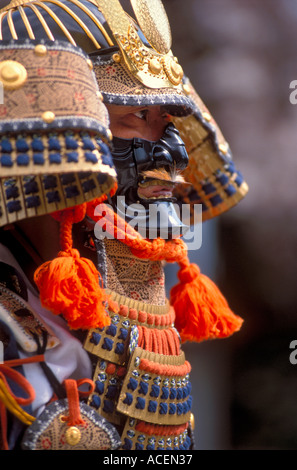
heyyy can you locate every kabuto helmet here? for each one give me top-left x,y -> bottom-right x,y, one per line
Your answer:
0,2 -> 123,331
0,0 -> 248,230
0,0 -> 245,348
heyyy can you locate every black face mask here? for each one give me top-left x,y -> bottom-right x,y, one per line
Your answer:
109,123 -> 190,239
110,122 -> 188,204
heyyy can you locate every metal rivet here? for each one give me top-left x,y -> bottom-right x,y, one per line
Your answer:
42,111 -> 55,123
34,44 -> 47,56
96,90 -> 103,101
149,58 -> 162,75
202,111 -> 212,122
112,53 -> 121,63
86,59 -> 93,70
0,60 -> 27,90
59,415 -> 67,423
170,60 -> 183,79
65,426 -> 81,446
219,143 -> 229,155
162,56 -> 183,85
190,413 -> 195,430
182,83 -> 191,94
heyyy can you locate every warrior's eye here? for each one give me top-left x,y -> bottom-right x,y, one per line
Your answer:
133,109 -> 148,120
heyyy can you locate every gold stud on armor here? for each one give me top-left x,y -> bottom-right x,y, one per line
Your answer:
182,83 -> 191,95
96,91 -> 104,101
112,53 -> 121,63
65,426 -> 81,446
86,58 -> 93,70
190,413 -> 195,430
149,58 -> 162,75
202,111 -> 212,122
41,111 -> 55,123
34,44 -> 47,56
0,60 -> 27,90
219,143 -> 229,155
171,61 -> 183,79
161,56 -> 183,85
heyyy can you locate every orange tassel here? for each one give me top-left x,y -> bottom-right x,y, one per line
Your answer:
63,379 -> 85,426
34,204 -> 110,330
87,203 -> 243,343
170,260 -> 243,343
34,249 -> 110,330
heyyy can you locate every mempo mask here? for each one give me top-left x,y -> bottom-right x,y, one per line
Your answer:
110,122 -> 190,239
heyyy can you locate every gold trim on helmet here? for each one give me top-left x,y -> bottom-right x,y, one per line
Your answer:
0,0 -> 114,47
96,0 -> 184,89
27,3 -> 54,38
0,0 -> 249,222
130,0 -> 171,54
1,0 -> 184,90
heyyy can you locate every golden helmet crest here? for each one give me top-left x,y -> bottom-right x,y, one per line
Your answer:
0,0 -> 184,90
0,0 -> 249,221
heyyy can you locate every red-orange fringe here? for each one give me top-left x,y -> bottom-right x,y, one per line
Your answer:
87,201 -> 244,343
110,302 -> 175,328
139,357 -> 191,377
135,421 -> 188,437
137,326 -> 180,356
34,201 -> 111,330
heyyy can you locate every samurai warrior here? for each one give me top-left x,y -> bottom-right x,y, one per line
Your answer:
0,0 -> 248,450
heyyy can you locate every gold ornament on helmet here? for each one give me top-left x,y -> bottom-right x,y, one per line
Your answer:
94,0 -> 183,89
0,0 -> 184,89
130,0 -> 171,54
0,0 -> 248,222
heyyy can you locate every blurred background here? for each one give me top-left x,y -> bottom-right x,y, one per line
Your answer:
1,0 -> 297,450
163,0 -> 297,450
